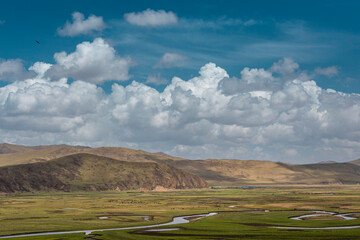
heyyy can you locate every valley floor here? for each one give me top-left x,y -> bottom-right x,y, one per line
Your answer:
1,185 -> 360,239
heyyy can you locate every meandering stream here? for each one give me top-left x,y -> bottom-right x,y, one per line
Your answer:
0,212 -> 218,239
2,210 -> 360,238
272,211 -> 360,230
290,211 -> 358,221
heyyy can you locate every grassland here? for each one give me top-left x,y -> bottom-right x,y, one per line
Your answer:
1,185 -> 360,239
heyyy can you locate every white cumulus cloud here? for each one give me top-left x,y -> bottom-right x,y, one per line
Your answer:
45,38 -> 133,84
270,57 -> 299,75
315,66 -> 338,77
57,12 -> 106,37
1,58 -> 360,163
154,53 -> 187,69
0,59 -> 35,81
124,9 -> 178,27
146,74 -> 168,85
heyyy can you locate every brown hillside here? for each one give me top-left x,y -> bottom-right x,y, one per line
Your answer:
0,153 -> 208,192
0,145 -> 182,167
0,143 -> 87,154
349,159 -> 360,166
0,143 -> 34,154
163,159 -> 306,185
165,159 -> 360,185
281,162 -> 360,184
2,144 -> 360,185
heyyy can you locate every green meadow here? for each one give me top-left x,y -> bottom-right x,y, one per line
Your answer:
1,185 -> 360,239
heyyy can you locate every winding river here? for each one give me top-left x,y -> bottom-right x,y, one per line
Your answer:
290,211 -> 358,221
0,212 -> 217,239
272,211 -> 360,230
2,210 -> 360,238
273,225 -> 360,230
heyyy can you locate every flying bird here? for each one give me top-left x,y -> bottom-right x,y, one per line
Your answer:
35,40 -> 40,44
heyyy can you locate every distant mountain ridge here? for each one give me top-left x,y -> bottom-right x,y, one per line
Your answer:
0,144 -> 183,168
0,143 -> 360,186
0,143 -> 88,154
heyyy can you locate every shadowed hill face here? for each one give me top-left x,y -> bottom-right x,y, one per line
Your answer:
0,153 -> 208,192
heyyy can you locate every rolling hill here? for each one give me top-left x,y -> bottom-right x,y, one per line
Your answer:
1,143 -> 360,186
163,159 -> 360,185
278,162 -> 360,185
0,145 -> 183,167
349,158 -> 360,166
0,153 -> 208,192
0,143 -> 88,154
161,159 -> 303,185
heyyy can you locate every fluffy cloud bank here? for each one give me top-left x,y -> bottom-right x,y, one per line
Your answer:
0,58 -> 359,163
46,38 -> 133,84
124,9 -> 178,27
57,12 -> 106,36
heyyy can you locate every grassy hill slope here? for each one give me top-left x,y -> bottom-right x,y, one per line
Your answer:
0,153 -> 208,192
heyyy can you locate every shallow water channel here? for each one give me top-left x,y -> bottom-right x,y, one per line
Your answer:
0,212 -> 217,239
2,210 -> 360,238
273,211 -> 360,230
290,211 -> 358,221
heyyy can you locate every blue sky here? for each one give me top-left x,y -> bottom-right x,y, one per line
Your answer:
1,0 -> 360,92
0,0 -> 360,163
